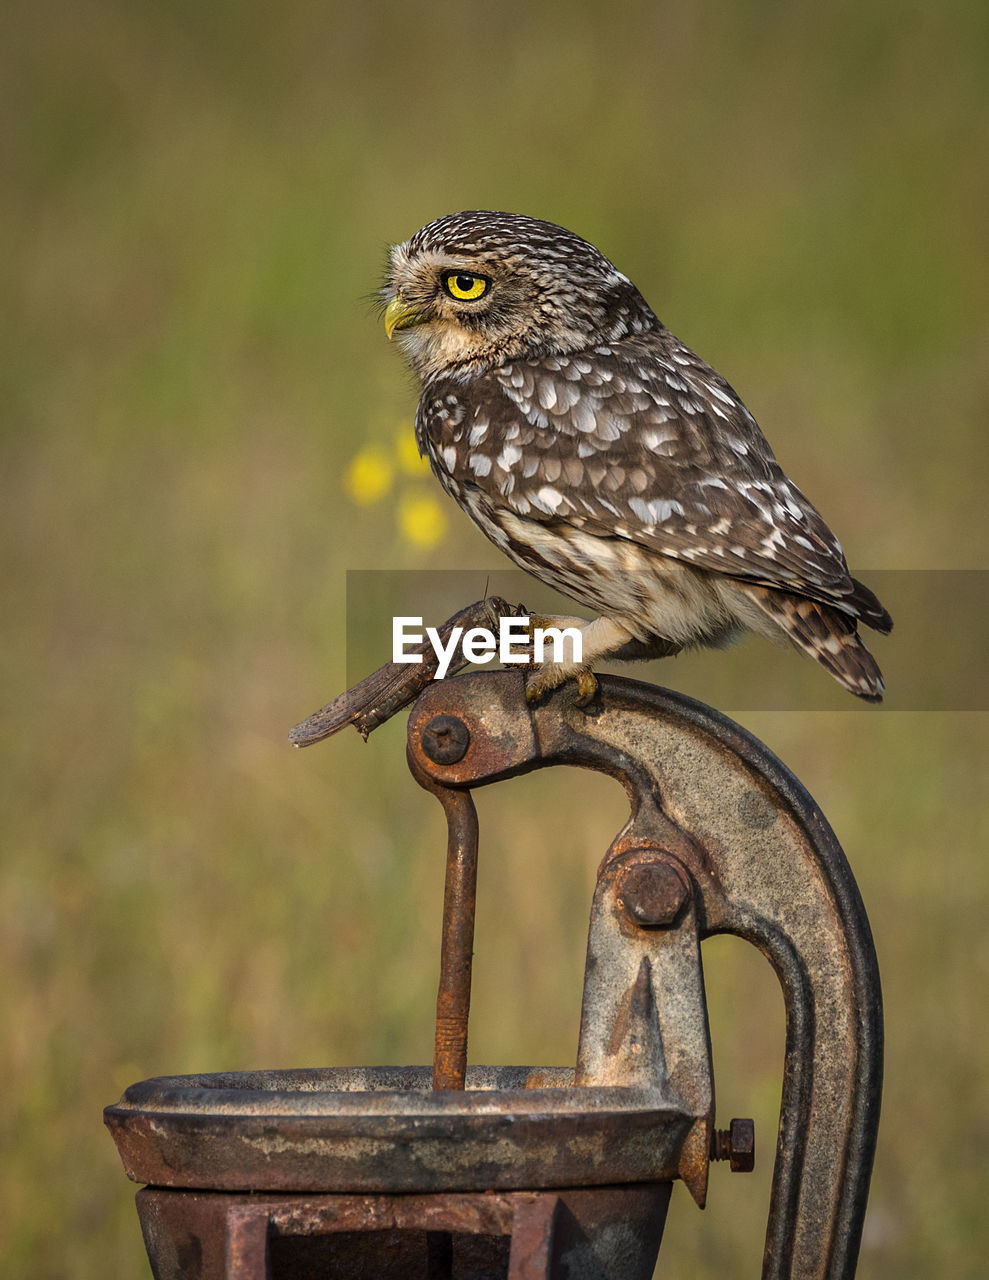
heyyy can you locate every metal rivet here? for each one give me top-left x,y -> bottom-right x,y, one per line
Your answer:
618,862 -> 690,929
421,715 -> 471,765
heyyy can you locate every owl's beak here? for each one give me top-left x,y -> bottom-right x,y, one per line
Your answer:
384,296 -> 426,339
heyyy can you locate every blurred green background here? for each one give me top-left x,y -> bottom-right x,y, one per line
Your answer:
2,1 -> 987,1275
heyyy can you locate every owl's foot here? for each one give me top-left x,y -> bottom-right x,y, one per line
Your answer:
520,612 -> 597,706
525,662 -> 599,707
520,613 -> 635,708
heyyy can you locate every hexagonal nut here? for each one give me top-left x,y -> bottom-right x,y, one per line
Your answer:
728,1117 -> 755,1173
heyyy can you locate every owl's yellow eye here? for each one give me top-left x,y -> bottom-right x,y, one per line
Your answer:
442,270 -> 489,302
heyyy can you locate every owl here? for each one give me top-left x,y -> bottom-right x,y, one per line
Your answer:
382,211 -> 892,704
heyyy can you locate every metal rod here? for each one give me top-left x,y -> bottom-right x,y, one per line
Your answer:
432,786 -> 480,1090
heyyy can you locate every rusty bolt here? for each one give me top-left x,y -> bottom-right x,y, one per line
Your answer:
421,715 -> 471,765
711,1118 -> 755,1172
618,861 -> 691,929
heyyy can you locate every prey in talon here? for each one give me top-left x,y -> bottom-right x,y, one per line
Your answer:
383,211 -> 892,702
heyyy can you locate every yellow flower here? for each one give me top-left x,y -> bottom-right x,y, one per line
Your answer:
395,423 -> 430,477
398,493 -> 448,549
344,446 -> 394,505
347,432 -> 450,549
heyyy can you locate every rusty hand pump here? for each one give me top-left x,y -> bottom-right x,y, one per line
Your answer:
106,670 -> 882,1279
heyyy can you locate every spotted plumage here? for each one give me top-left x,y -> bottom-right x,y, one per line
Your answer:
383,211 -> 892,701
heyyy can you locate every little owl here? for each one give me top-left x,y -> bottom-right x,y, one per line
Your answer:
382,211 -> 891,704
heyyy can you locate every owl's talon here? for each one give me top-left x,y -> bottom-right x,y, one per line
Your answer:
524,663 -> 598,707
524,680 -> 545,707
574,667 -> 599,706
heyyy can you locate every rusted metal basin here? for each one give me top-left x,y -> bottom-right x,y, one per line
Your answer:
105,1065 -> 691,1195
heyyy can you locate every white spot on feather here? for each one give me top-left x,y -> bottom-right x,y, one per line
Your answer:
537,378 -> 558,411
530,485 -> 565,514
708,383 -> 736,407
642,426 -> 677,451
570,400 -> 598,433
628,497 -> 685,524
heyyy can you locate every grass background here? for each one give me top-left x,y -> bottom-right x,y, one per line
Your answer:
2,1 -> 987,1275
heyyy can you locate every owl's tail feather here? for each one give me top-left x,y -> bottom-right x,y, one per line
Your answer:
849,576 -> 893,635
745,585 -> 887,702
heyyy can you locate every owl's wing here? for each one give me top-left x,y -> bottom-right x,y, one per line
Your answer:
418,336 -> 885,624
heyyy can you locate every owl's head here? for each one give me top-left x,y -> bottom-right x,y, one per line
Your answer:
383,211 -> 656,382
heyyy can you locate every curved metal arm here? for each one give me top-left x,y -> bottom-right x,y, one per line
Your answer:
408,670 -> 882,1280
